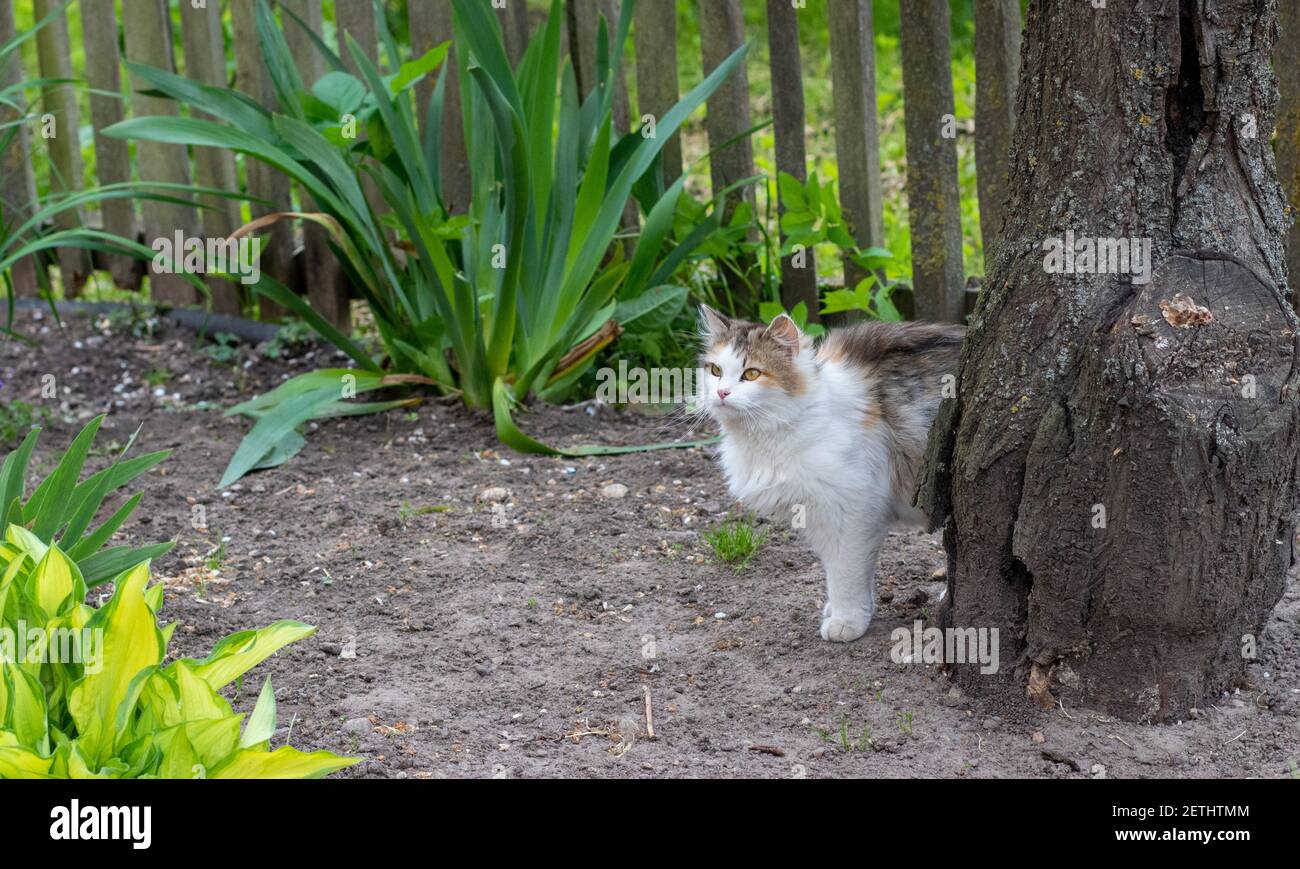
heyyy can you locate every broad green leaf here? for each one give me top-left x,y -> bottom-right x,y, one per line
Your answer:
240,677 -> 277,750
210,745 -> 359,780
175,620 -> 316,691
67,562 -> 164,767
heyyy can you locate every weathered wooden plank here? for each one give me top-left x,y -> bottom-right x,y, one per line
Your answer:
335,0 -> 386,219
282,0 -> 349,330
122,0 -> 201,306
34,0 -> 91,295
633,0 -> 681,184
336,0 -> 378,77
568,0 -> 638,249
973,0 -> 1020,257
898,0 -> 965,321
765,0 -> 817,321
411,0 -> 471,214
181,0 -> 244,314
567,0 -> 631,132
828,0 -> 884,292
79,0 -> 140,290
498,0 -> 532,68
697,0 -> 757,307
232,0 -> 296,319
0,0 -> 41,297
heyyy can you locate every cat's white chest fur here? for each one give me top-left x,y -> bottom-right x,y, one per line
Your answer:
717,362 -> 887,522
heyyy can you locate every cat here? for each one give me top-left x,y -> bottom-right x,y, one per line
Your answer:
695,306 -> 964,642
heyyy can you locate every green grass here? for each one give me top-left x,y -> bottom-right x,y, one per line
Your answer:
704,514 -> 767,570
0,401 -> 52,448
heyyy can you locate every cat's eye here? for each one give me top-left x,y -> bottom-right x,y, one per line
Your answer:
707,363 -> 722,377
742,368 -> 762,381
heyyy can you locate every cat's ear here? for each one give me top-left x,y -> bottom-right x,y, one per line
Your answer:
699,304 -> 730,338
764,313 -> 802,355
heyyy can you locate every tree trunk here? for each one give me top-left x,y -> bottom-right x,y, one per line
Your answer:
766,0 -> 817,322
972,0 -> 1020,257
0,0 -> 40,298
1277,0 -> 1300,308
917,0 -> 1299,722
898,0 -> 964,321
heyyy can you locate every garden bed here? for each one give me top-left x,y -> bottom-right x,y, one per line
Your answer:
5,307 -> 1298,778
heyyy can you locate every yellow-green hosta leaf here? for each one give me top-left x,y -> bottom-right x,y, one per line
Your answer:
67,562 -> 164,767
0,546 -> 29,597
0,745 -> 54,777
3,662 -> 48,751
5,525 -> 47,561
29,544 -> 81,618
156,724 -> 200,780
0,731 -> 53,778
175,620 -> 316,691
164,717 -> 242,775
144,582 -> 163,615
138,671 -> 182,731
55,739 -> 124,779
175,661 -> 231,721
239,677 -> 277,749
209,745 -> 358,779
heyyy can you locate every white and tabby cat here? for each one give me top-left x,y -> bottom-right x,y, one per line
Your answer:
696,306 -> 963,642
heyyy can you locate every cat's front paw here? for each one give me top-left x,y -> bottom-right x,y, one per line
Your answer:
820,611 -> 871,643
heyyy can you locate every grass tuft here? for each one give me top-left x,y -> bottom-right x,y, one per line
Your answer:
704,514 -> 767,570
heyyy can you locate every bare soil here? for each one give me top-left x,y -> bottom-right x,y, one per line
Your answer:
5,308 -> 1298,779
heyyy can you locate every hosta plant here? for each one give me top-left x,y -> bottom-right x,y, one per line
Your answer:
106,0 -> 744,482
0,530 -> 357,778
1,416 -> 172,587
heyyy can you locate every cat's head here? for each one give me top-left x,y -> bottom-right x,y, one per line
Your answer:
696,305 -> 810,426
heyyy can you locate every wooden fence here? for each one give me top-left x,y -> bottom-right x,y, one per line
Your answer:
4,0 -> 1299,328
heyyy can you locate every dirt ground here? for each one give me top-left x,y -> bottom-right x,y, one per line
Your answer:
5,307 -> 1299,779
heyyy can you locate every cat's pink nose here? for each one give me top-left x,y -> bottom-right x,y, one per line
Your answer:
717,388 -> 730,401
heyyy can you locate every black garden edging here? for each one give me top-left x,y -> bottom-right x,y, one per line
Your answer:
1,298 -> 280,344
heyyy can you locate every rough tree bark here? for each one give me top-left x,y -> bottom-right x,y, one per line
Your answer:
917,0 -> 1300,722
972,0 -> 1021,255
1277,0 -> 1300,307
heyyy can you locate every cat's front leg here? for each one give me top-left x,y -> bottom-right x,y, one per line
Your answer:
814,520 -> 888,643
